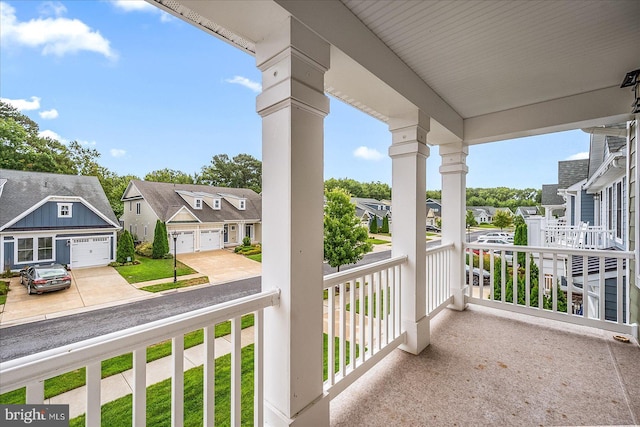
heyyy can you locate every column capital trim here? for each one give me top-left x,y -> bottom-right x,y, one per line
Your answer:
388,141 -> 430,159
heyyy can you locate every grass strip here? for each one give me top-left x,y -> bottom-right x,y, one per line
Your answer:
245,253 -> 262,262
68,335 -> 356,426
140,276 -> 209,293
367,238 -> 390,245
115,256 -> 196,284
0,315 -> 254,404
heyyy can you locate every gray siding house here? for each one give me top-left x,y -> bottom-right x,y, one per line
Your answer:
0,169 -> 120,271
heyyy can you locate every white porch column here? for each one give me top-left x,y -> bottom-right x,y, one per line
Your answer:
440,142 -> 469,311
256,17 -> 330,427
389,110 -> 430,355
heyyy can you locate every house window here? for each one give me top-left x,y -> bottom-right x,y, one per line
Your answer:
38,237 -> 53,260
607,188 -> 613,230
195,198 -> 202,209
58,203 -> 72,218
239,200 -> 246,210
136,202 -> 141,215
616,181 -> 622,239
17,238 -> 33,263
245,224 -> 253,240
213,199 -> 221,210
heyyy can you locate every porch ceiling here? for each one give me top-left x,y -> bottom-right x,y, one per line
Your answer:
153,0 -> 640,144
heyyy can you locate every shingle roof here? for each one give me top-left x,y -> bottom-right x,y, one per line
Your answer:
127,180 -> 261,223
0,169 -> 118,228
558,159 -> 589,189
542,184 -> 564,206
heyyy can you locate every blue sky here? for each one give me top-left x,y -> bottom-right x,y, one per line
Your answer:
1,0 -> 590,191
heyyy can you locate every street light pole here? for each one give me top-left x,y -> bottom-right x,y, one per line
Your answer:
172,231 -> 178,283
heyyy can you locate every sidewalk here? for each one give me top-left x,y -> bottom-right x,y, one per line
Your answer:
50,326 -> 256,420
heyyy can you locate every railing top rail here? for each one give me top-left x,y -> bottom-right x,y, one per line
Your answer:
464,242 -> 633,259
426,242 -> 455,254
0,289 -> 280,393
323,255 -> 408,289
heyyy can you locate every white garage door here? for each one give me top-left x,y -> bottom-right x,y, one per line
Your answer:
173,232 -> 194,254
71,237 -> 111,268
200,230 -> 221,251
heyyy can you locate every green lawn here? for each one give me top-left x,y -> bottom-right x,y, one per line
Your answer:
246,253 -> 261,262
367,238 -> 390,245
115,256 -> 196,284
0,280 -> 9,305
0,315 -> 255,405
141,276 -> 210,293
68,335 -> 356,426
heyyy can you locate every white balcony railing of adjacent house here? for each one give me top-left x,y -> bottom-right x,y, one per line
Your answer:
464,242 -> 636,336
0,289 -> 280,427
543,222 -> 615,250
322,255 -> 407,400
426,242 -> 454,316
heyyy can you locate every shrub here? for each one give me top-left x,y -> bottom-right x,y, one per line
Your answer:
381,216 -> 389,233
116,230 -> 135,264
152,220 -> 169,259
135,242 -> 153,257
369,217 -> 378,234
242,236 -> 251,247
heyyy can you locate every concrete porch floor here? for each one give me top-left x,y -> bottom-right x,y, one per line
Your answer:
330,304 -> 640,427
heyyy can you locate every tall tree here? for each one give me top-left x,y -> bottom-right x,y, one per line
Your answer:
199,153 -> 261,192
152,220 -> 169,259
466,210 -> 477,228
116,230 -> 135,264
380,215 -> 390,233
513,216 -> 527,265
493,210 -> 513,230
145,168 -> 195,184
324,188 -> 372,272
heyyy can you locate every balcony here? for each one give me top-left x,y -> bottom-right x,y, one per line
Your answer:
2,243 -> 636,426
540,220 -> 616,250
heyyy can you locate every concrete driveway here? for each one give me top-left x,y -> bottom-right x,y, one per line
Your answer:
177,250 -> 262,284
0,267 -> 150,326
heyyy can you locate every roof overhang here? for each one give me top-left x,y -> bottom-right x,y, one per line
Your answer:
583,152 -> 627,193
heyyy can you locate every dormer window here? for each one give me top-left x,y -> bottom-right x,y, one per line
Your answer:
239,199 -> 246,210
213,198 -> 221,210
194,198 -> 202,210
58,203 -> 72,218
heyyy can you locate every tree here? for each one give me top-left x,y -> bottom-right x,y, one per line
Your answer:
152,220 -> 169,259
466,210 -> 477,228
116,230 -> 135,263
145,168 -> 195,184
369,217 -> 378,234
324,188 -> 372,272
380,215 -> 389,233
513,216 -> 527,266
199,153 -> 261,192
493,210 -> 513,230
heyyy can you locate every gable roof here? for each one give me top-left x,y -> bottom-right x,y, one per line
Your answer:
0,169 -> 118,229
541,184 -> 564,206
125,180 -> 261,223
558,159 -> 589,189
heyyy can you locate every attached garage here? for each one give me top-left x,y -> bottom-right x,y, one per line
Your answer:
173,231 -> 194,254
200,230 -> 221,251
71,236 -> 111,268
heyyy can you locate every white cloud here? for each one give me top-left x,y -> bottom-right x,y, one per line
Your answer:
77,139 -> 97,147
39,108 -> 58,119
38,129 -> 63,141
225,76 -> 262,93
565,152 -> 589,161
1,96 -> 41,111
110,0 -> 173,22
0,1 -> 118,60
353,146 -> 384,161
110,148 -> 126,157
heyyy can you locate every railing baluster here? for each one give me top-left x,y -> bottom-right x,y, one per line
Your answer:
524,253 -> 530,307
599,257 -> 605,321
328,285 -> 335,386
204,326 -> 215,427
501,254 -> 506,303
253,311 -> 263,427
582,255 -> 589,319
567,256 -> 573,315
86,361 -> 101,427
172,335 -> 184,427
231,316 -> 241,427
359,274 -> 365,363
375,270 -> 382,352
552,253 -> 558,312
349,278 -> 356,369
368,273 -> 374,355
25,381 -> 44,404
133,347 -> 147,427
340,282 -> 346,376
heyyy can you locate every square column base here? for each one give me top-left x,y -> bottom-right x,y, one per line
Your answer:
399,315 -> 430,355
448,286 -> 468,312
265,393 -> 329,427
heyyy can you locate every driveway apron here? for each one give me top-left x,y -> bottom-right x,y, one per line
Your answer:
177,250 -> 262,284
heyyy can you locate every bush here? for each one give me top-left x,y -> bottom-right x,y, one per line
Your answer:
135,242 -> 153,257
152,220 -> 169,259
242,236 -> 251,247
116,230 -> 135,264
380,216 -> 389,233
369,218 -> 378,234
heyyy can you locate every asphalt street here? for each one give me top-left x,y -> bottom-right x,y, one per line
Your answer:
0,232 -> 486,362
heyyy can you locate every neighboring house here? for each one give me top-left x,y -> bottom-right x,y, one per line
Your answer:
542,159 -> 592,226
351,197 -> 391,230
515,206 -> 542,219
426,198 -> 442,226
0,169 -> 120,271
120,180 -> 261,253
468,206 -> 511,224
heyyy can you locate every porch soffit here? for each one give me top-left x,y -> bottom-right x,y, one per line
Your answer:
151,0 -> 639,145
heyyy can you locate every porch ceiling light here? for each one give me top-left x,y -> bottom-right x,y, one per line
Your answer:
620,69 -> 640,88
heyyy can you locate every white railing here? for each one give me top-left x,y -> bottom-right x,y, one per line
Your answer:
322,255 -> 407,400
426,243 -> 454,316
464,242 -> 636,335
543,223 -> 614,250
0,289 -> 280,427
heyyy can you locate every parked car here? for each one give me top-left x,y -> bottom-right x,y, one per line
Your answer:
426,225 -> 441,232
465,265 -> 490,286
475,238 -> 512,245
20,264 -> 72,295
